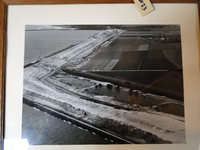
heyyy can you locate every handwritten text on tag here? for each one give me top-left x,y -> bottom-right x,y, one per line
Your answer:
133,0 -> 154,16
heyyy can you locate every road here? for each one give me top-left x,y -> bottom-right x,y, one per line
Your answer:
23,26 -> 185,144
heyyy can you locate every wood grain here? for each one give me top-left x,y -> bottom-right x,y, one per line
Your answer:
2,0 -> 200,5
0,0 -> 199,150
0,1 -> 6,150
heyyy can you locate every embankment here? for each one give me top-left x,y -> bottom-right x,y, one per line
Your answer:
61,68 -> 183,100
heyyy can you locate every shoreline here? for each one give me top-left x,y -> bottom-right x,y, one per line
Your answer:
23,28 -> 185,144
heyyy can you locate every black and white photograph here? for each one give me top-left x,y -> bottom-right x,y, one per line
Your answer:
22,25 -> 185,145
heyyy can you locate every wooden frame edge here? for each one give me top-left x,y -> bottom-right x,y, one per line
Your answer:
0,1 -> 7,150
0,1 -> 199,150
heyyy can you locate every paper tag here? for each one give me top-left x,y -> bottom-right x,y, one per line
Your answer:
133,0 -> 154,16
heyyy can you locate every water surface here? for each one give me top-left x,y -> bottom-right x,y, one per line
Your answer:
22,104 -> 113,145
24,30 -> 100,64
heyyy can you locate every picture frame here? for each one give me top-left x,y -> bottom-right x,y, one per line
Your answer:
0,0 -> 200,150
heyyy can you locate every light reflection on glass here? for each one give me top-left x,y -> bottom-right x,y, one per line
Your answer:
4,139 -> 29,150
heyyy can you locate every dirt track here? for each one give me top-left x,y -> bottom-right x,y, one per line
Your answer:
23,27 -> 185,144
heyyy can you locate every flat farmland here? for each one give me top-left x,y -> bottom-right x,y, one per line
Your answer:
80,31 -> 183,100
23,26 -> 186,144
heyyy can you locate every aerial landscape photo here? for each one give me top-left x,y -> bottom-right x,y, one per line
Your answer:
22,25 -> 185,145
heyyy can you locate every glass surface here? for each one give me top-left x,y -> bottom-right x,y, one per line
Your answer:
5,3 -> 200,150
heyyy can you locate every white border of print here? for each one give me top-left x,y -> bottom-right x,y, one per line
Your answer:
5,3 -> 200,150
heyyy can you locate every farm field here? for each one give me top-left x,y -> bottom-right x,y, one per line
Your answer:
22,25 -> 185,145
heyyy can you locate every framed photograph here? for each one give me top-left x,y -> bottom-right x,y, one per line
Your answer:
1,1 -> 200,150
